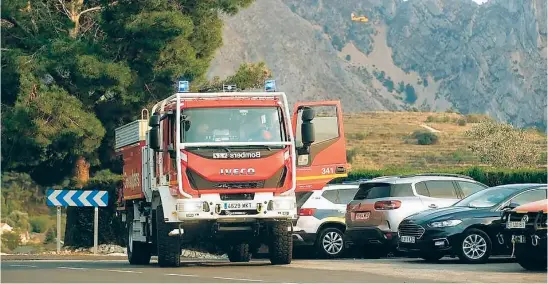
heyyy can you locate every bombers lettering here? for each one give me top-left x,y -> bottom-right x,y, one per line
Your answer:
213,152 -> 261,159
220,168 -> 256,175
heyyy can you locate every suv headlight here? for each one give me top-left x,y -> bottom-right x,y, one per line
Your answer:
428,220 -> 462,228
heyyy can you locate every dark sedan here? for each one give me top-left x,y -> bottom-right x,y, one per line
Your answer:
396,183 -> 547,263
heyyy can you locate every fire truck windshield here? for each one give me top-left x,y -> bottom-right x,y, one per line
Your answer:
182,107 -> 285,144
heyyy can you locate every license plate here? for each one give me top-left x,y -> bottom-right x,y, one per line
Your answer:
356,212 -> 370,220
223,202 -> 253,210
506,221 -> 526,229
400,236 -> 416,243
512,235 -> 526,244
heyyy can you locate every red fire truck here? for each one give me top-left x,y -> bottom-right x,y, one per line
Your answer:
114,81 -> 348,267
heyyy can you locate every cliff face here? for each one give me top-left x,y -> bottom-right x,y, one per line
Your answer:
208,0 -> 547,129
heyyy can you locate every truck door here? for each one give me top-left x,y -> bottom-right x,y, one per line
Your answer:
292,101 -> 348,192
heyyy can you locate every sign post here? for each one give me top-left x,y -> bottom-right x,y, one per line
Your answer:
47,189 -> 109,255
56,206 -> 61,254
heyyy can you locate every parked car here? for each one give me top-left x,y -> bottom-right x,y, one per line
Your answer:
292,183 -> 360,258
501,199 -> 547,271
397,183 -> 547,263
345,174 -> 488,258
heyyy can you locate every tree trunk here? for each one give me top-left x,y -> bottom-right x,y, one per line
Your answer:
73,156 -> 90,188
68,0 -> 84,38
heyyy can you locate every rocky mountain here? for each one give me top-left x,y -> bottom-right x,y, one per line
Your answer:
207,0 -> 547,129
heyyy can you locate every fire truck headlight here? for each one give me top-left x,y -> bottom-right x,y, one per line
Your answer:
269,199 -> 296,211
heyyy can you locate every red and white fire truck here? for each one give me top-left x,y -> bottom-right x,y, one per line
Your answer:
114,81 -> 348,267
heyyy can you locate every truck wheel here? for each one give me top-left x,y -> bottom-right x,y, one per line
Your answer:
268,220 -> 292,265
228,243 -> 252,262
156,205 -> 181,267
127,210 -> 151,265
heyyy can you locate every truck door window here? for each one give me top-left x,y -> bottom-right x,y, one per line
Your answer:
295,105 -> 339,147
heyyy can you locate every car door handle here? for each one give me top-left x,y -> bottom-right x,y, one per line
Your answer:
429,204 -> 438,208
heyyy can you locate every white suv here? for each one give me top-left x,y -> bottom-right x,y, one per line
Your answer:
292,183 -> 360,258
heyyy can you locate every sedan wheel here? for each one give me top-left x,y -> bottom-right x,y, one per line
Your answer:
316,228 -> 345,258
458,228 -> 491,264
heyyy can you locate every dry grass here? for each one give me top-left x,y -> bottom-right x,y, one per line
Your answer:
343,111 -> 547,170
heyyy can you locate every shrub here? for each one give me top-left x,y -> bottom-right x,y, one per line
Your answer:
346,148 -> 358,163
1,230 -> 22,251
30,215 -> 53,233
345,54 -> 351,61
457,118 -> 467,126
349,132 -> 368,140
411,130 -> 438,145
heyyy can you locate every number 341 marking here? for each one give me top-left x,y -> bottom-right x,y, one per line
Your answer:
321,167 -> 334,175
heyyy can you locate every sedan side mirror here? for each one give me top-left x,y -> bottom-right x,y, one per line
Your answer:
502,202 -> 520,211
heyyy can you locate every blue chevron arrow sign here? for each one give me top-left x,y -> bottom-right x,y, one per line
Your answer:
46,189 -> 108,207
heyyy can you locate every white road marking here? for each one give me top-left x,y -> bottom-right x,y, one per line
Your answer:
97,269 -> 142,273
165,273 -> 199,277
58,266 -> 86,270
213,276 -> 263,282
9,264 -> 37,268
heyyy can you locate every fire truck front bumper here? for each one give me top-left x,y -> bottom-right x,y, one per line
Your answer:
174,196 -> 297,221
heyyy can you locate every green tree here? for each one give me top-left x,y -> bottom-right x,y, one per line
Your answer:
2,0 -> 256,186
404,84 -> 417,104
465,121 -> 540,168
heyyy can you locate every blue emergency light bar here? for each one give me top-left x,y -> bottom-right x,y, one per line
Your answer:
265,80 -> 276,92
178,81 -> 189,92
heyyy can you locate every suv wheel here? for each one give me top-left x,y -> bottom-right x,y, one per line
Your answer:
457,228 -> 491,264
316,227 -> 345,258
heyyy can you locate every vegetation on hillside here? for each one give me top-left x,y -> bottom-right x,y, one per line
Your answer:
344,112 -> 546,170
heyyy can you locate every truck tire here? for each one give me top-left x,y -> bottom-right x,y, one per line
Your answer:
268,220 -> 292,265
127,210 -> 151,265
155,205 -> 181,267
228,243 -> 252,262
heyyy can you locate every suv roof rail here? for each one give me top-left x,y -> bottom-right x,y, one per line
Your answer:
398,173 -> 475,180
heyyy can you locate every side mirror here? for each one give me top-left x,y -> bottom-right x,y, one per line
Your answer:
503,202 -> 520,211
149,113 -> 161,151
149,127 -> 160,151
149,114 -> 160,127
300,107 -> 315,155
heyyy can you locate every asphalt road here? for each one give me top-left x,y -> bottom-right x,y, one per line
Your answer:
2,256 -> 546,283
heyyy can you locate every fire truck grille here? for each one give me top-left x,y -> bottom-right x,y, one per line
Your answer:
213,182 -> 264,189
186,167 -> 286,190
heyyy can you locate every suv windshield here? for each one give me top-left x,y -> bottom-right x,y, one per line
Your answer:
182,107 -> 285,143
453,186 -> 519,208
353,182 -> 414,200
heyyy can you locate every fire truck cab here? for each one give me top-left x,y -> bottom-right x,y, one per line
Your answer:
114,81 -> 348,267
